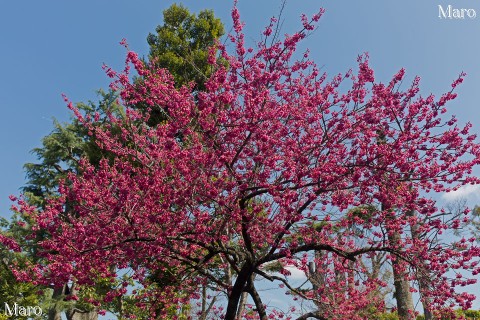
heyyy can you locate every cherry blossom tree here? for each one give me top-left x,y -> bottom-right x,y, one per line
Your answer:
1,5 -> 225,320
3,4 -> 480,320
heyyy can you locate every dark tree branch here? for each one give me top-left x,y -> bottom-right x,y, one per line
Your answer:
246,274 -> 267,320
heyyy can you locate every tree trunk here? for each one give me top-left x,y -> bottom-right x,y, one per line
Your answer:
48,285 -> 65,320
65,283 -> 98,320
389,231 -> 415,320
48,308 -> 62,320
309,250 -> 328,313
381,190 -> 415,320
66,310 -> 98,320
409,211 -> 432,320
236,291 -> 248,319
423,308 -> 433,320
225,263 -> 253,320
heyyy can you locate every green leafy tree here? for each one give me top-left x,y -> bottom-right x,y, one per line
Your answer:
0,217 -> 44,320
1,90 -> 124,320
147,3 -> 224,91
143,4 -> 225,127
23,90 -> 123,208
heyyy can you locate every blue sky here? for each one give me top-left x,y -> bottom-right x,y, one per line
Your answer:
1,0 -> 480,314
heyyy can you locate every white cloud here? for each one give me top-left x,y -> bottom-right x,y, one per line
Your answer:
265,265 -> 307,282
284,266 -> 307,281
441,184 -> 480,202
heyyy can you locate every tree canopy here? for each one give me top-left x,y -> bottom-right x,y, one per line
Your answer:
4,4 -> 480,320
2,3 -> 480,320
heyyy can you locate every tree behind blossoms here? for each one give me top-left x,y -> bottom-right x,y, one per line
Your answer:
2,4 -> 480,320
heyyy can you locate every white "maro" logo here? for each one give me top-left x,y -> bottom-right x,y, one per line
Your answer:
4,302 -> 43,317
